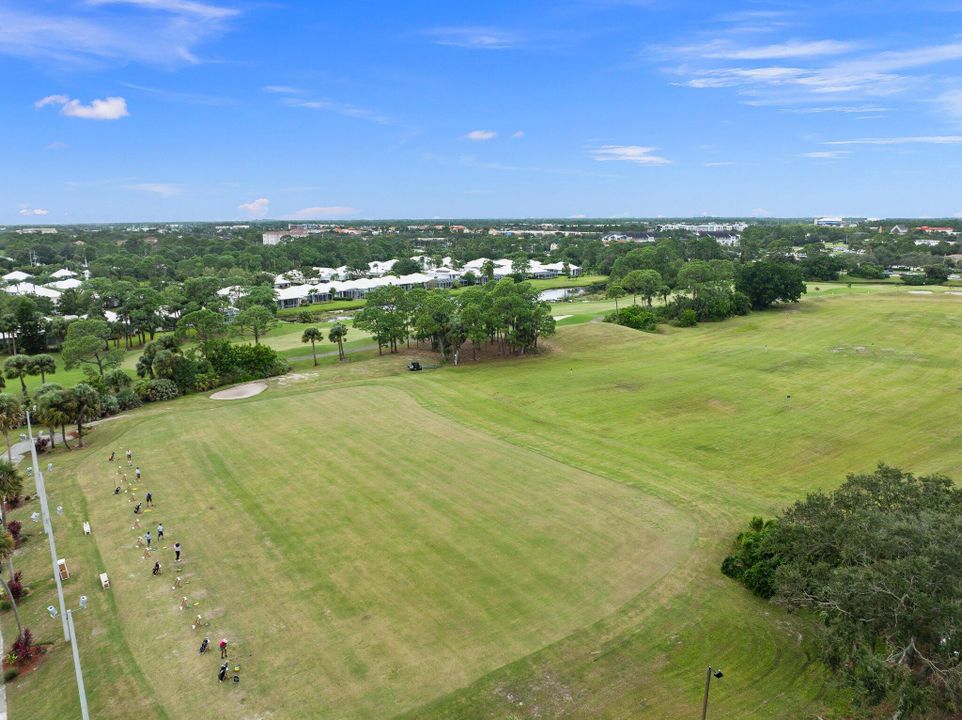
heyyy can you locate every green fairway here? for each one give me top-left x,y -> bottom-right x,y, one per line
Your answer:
4,287 -> 962,719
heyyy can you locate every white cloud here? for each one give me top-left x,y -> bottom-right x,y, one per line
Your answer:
288,206 -> 358,220
263,85 -> 301,94
751,208 -> 772,217
126,183 -> 182,196
702,39 -> 856,60
800,150 -> 850,159
425,27 -> 518,50
512,130 -> 525,138
936,89 -> 962,121
36,95 -> 129,120
0,2 -> 237,68
46,141 -> 68,150
86,0 -> 238,21
783,105 -> 889,114
826,136 -> 962,145
665,37 -> 962,105
282,98 -> 391,124
18,205 -> 49,216
592,145 -> 671,165
465,130 -> 497,141
238,197 -> 270,218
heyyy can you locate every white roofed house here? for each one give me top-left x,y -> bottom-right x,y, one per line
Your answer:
46,278 -> 83,291
367,259 -> 398,277
540,261 -> 582,277
273,271 -> 305,289
275,283 -> 327,309
2,270 -> 33,283
313,267 -> 338,282
4,282 -> 62,303
50,269 -> 77,279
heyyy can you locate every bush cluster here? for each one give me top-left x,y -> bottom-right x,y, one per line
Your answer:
604,306 -> 657,332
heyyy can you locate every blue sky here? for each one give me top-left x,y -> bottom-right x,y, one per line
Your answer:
4,1 -> 962,222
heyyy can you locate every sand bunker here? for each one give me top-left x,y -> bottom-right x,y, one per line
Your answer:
552,315 -> 572,321
908,290 -> 933,295
209,382 -> 267,400
945,291 -> 962,296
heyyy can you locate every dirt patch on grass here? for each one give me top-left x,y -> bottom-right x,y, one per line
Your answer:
707,399 -> 737,414
209,382 -> 267,400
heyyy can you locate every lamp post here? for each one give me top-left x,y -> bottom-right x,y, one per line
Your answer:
49,597 -> 90,720
29,406 -> 91,719
701,666 -> 723,720
25,409 -> 69,642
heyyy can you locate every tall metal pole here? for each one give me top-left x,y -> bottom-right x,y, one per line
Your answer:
701,666 -> 712,720
66,610 -> 91,720
25,411 -> 69,641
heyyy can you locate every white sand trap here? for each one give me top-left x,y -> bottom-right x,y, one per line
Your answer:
908,290 -> 933,295
945,291 -> 962,296
552,315 -> 572,321
209,382 -> 267,400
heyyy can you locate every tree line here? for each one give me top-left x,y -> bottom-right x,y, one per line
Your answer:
604,259 -> 805,332
352,279 -> 555,363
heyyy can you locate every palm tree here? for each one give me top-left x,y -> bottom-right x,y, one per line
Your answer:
0,394 -> 23,462
69,384 -> 100,448
0,314 -> 17,355
0,461 -> 24,638
4,355 -> 31,399
27,354 -> 56,384
0,530 -> 23,638
328,323 -> 348,361
35,383 -> 64,449
301,327 -> 323,366
38,388 -> 72,450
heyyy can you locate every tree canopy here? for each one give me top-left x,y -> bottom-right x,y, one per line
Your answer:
722,465 -> 962,718
734,261 -> 806,310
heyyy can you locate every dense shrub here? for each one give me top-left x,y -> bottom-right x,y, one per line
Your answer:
11,629 -> 31,664
675,308 -> 697,327
732,291 -> 752,315
720,516 -> 779,599
231,344 -> 289,382
134,379 -> 181,403
103,368 -> 132,392
193,371 -> 221,392
4,667 -> 18,682
604,305 -> 657,332
6,520 -> 21,544
114,388 -> 142,411
848,263 -> 886,280
900,273 -> 926,286
7,571 -> 25,601
99,393 -> 120,418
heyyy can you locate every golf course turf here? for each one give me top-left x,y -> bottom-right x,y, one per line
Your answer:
4,286 -> 961,719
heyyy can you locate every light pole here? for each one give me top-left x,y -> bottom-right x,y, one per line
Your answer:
701,666 -> 723,720
29,407 -> 91,719
25,410 -> 69,642
50,596 -> 91,720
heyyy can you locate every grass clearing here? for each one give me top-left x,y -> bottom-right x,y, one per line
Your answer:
4,287 -> 962,718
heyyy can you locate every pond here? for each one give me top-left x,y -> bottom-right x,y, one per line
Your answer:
538,287 -> 587,302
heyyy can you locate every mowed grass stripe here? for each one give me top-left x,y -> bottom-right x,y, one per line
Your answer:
391,292 -> 962,718
17,384 -> 691,719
